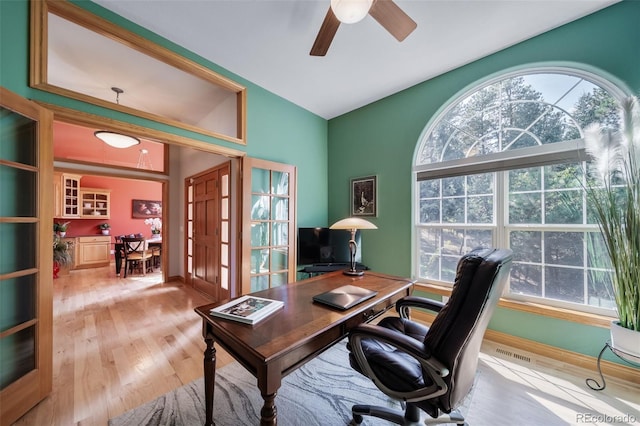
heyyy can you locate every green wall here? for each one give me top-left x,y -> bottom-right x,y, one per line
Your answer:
0,0 -> 329,227
327,0 -> 639,364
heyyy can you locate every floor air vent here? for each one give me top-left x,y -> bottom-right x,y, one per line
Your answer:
495,347 -> 532,364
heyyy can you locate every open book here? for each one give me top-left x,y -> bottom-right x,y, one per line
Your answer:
210,295 -> 284,325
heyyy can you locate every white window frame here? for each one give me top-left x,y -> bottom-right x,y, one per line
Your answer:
412,66 -> 630,316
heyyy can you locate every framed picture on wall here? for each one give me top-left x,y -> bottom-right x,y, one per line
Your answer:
351,175 -> 377,217
132,199 -> 162,218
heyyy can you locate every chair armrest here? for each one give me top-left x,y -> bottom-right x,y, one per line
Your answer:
349,323 -> 449,403
350,323 -> 434,363
396,296 -> 445,319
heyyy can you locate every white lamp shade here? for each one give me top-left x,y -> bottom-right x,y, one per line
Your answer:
94,131 -> 140,148
330,217 -> 377,230
330,0 -> 373,24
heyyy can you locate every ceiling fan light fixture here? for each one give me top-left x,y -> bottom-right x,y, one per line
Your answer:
94,131 -> 140,149
330,0 -> 373,24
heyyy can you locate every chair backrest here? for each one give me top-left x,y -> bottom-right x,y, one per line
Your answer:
121,237 -> 147,256
422,247 -> 512,413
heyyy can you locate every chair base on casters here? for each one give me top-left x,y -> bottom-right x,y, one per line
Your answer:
351,404 -> 467,426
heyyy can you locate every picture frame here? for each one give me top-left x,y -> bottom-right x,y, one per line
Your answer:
132,199 -> 162,218
351,175 -> 377,217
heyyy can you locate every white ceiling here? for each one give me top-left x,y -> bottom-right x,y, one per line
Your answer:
92,0 -> 618,120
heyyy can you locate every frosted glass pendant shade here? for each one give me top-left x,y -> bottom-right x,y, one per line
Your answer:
330,0 -> 373,24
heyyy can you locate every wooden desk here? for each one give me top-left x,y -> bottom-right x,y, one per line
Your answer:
194,271 -> 414,426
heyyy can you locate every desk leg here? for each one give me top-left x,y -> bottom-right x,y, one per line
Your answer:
203,332 -> 217,426
259,391 -> 277,426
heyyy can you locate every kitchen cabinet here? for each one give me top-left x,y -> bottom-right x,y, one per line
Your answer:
76,236 -> 111,268
53,172 -> 82,218
80,189 -> 111,218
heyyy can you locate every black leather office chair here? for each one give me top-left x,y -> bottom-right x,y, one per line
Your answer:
348,247 -> 513,425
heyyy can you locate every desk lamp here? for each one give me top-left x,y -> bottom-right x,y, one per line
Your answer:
330,217 -> 377,276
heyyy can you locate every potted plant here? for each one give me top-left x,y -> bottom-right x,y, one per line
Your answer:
144,217 -> 162,236
98,223 -> 111,235
583,96 -> 640,358
54,221 -> 70,237
53,234 -> 72,278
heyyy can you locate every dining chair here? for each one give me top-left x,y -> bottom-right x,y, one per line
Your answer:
120,237 -> 154,277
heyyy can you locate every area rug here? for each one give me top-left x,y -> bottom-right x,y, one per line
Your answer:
109,340 -> 473,426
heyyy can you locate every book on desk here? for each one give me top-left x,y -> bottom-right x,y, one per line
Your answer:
210,295 -> 284,325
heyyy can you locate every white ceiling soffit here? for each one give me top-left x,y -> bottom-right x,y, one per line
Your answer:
92,0 -> 619,120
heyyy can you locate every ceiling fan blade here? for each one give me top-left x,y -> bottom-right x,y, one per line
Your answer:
310,7 -> 341,56
368,0 -> 417,42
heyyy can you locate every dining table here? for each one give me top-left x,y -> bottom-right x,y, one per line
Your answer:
114,235 -> 162,276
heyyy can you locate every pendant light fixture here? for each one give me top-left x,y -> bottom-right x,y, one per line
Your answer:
94,87 -> 140,149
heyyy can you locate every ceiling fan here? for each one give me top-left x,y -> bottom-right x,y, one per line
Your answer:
310,0 -> 417,56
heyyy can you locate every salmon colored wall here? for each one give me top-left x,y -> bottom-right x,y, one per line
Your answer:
56,175 -> 162,243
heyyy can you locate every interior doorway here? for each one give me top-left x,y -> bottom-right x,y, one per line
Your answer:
51,112 -> 243,288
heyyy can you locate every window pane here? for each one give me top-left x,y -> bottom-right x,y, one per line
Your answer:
251,168 -> 270,193
419,179 -> 440,198
1,275 -> 36,332
545,190 -> 582,224
250,275 -> 269,293
510,263 -> 542,297
509,168 -> 541,192
270,273 -> 288,288
509,193 -> 541,224
419,228 -> 439,255
442,198 -> 464,223
466,229 -> 493,249
251,222 -> 269,247
468,196 -> 492,224
417,227 -> 492,281
251,195 -> 269,220
271,197 -> 288,221
419,199 -> 440,223
270,248 -> 288,271
0,166 -> 37,217
251,249 -> 269,274
545,266 -> 584,304
0,108 -> 37,166
442,176 -> 464,196
0,326 -> 35,389
271,222 -> 288,246
272,171 -> 289,195
510,231 -> 542,263
467,173 -> 493,194
544,232 -> 583,267
0,223 -> 37,274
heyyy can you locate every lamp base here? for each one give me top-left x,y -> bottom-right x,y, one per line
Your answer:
343,269 -> 364,276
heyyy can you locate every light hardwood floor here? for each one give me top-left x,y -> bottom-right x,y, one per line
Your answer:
12,266 -> 639,425
13,265 -> 231,426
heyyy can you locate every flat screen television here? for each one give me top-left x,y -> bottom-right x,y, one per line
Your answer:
297,227 -> 361,265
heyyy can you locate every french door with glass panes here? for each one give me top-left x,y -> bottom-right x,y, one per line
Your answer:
0,87 -> 54,426
241,158 -> 297,295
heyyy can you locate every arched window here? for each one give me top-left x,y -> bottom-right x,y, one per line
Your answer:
413,67 -> 627,314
